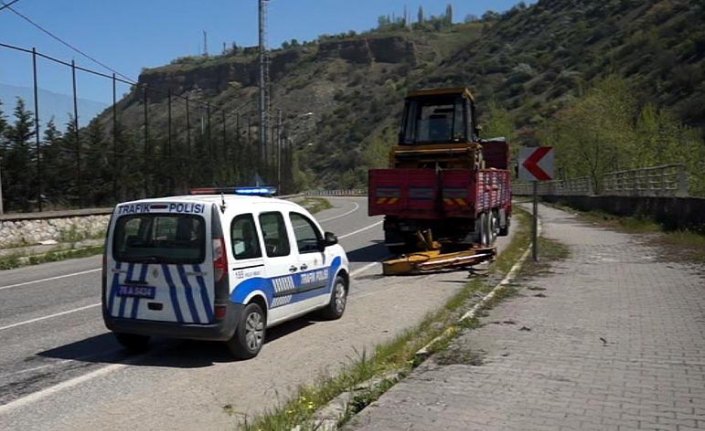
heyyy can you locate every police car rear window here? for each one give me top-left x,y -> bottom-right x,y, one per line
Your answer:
113,214 -> 206,264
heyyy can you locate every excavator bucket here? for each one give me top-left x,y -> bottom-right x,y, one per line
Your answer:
382,246 -> 496,275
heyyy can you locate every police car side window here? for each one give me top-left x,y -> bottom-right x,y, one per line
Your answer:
258,212 -> 291,258
231,214 -> 262,260
289,213 -> 322,254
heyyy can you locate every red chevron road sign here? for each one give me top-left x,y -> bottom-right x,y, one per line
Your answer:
519,147 -> 554,181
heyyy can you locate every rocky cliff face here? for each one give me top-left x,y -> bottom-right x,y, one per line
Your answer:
137,36 -> 417,102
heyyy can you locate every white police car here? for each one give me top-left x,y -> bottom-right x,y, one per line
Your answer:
102,187 -> 350,359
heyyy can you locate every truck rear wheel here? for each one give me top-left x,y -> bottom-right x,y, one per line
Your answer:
478,213 -> 490,246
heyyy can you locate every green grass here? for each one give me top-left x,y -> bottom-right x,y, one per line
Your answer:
239,208 -> 534,431
297,197 -> 333,214
0,245 -> 104,271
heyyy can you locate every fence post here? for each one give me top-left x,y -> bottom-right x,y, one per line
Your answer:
142,84 -> 149,197
185,96 -> 192,187
112,73 -> 119,202
32,48 -> 42,211
0,161 -> 4,215
71,60 -> 82,207
677,169 -> 689,198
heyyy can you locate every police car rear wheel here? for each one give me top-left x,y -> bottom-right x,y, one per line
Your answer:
227,303 -> 266,359
319,276 -> 347,320
114,333 -> 150,353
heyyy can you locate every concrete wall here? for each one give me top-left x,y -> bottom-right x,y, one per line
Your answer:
0,209 -> 111,248
540,195 -> 705,233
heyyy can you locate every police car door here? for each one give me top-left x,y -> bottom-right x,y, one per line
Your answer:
288,212 -> 329,308
257,211 -> 306,325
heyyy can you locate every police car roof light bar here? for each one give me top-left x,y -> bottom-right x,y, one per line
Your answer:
189,186 -> 277,197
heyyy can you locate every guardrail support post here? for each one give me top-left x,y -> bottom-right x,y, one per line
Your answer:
677,170 -> 689,197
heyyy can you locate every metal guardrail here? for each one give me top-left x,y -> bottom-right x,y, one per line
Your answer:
514,164 -> 689,197
602,165 -> 688,197
305,189 -> 368,196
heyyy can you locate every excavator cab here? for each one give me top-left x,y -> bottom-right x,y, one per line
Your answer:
399,87 -> 480,145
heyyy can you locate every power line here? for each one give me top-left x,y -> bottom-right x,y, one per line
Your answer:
0,0 -> 136,83
0,0 -> 21,12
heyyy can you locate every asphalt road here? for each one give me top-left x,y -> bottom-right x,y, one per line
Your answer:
0,196 -> 515,430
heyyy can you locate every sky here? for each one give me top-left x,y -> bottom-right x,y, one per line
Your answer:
0,0 -> 529,107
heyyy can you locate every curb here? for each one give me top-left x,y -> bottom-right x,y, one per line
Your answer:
415,218 -> 542,359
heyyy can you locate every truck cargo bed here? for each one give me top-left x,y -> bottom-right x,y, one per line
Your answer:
368,168 -> 511,219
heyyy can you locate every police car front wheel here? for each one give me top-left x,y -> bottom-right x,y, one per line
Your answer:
227,302 -> 266,359
318,276 -> 348,320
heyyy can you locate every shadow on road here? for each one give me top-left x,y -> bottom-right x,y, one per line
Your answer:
347,241 -> 388,264
37,317 -> 317,368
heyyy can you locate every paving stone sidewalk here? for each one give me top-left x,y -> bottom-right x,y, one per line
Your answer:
345,204 -> 705,431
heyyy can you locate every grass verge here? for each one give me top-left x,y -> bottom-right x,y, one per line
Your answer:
0,244 -> 105,270
238,209 -> 533,431
296,197 -> 333,214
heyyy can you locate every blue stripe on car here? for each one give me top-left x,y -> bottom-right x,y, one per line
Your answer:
178,264 -> 202,324
130,263 -> 149,319
118,263 -> 135,318
162,264 -> 185,323
108,262 -> 122,312
193,264 -> 214,323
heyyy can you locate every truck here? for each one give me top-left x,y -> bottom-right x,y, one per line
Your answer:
368,87 -> 512,256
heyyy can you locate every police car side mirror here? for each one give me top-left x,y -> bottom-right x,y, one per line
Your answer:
319,232 -> 338,251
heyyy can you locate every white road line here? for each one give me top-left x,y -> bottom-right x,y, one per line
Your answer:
0,362 -> 127,415
0,303 -> 100,332
0,268 -> 101,292
338,220 -> 383,239
317,202 -> 360,223
350,261 -> 380,278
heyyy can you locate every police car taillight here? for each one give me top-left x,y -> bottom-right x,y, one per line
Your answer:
212,237 -> 227,282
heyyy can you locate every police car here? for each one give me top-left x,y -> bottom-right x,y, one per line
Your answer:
102,187 -> 350,359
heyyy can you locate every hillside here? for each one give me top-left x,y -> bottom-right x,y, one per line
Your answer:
4,0 -> 701,213
104,0 -> 702,192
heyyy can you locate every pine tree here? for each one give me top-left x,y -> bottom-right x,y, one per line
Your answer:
4,98 -> 36,211
446,4 -> 454,25
417,6 -> 424,24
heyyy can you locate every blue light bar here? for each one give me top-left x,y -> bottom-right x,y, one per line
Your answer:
234,186 -> 277,196
190,186 -> 277,196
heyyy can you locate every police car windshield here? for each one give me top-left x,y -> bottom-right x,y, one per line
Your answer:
113,214 -> 206,264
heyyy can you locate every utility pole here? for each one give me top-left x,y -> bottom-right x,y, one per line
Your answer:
258,0 -> 270,181
203,30 -> 208,56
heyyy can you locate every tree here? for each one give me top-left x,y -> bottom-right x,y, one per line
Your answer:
4,98 -> 36,211
417,6 -> 424,24
446,4 -> 454,24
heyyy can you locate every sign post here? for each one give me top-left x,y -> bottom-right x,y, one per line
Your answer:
518,147 -> 555,262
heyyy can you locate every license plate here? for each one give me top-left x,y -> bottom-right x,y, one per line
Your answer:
117,285 -> 155,299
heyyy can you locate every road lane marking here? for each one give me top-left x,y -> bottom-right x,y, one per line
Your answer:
338,220 -> 383,239
0,362 -> 127,414
350,261 -> 380,278
0,268 -> 101,292
0,303 -> 100,332
317,202 -> 360,223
